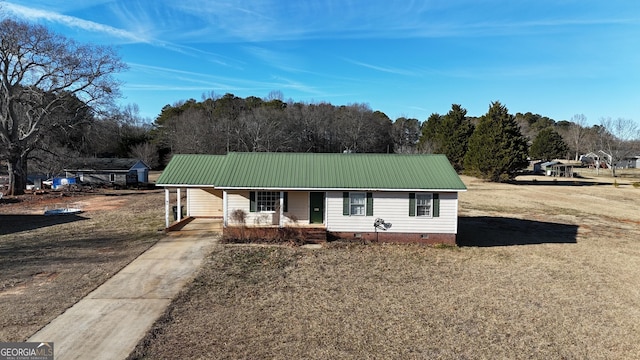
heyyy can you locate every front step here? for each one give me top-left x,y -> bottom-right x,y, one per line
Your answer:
300,228 -> 327,243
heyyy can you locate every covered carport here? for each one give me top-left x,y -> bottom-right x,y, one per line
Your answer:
155,154 -> 228,230
162,186 -> 223,229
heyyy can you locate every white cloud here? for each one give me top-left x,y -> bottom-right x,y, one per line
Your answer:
3,2 -> 149,43
343,58 -> 417,76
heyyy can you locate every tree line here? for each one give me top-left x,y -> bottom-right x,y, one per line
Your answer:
2,17 -> 640,194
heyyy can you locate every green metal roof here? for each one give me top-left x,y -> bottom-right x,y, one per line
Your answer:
156,154 -> 226,186
157,152 -> 467,191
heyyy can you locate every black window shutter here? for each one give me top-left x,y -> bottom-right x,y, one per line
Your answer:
250,191 -> 256,212
409,193 -> 416,217
283,192 -> 288,212
343,192 -> 349,215
433,193 -> 440,217
366,192 -> 373,216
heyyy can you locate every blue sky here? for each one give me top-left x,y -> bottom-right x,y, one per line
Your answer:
3,0 -> 639,124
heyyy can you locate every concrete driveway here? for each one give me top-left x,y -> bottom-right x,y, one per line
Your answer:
28,218 -> 221,360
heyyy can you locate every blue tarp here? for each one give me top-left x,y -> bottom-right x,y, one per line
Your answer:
52,177 -> 78,190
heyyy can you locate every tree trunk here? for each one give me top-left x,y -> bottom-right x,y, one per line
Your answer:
7,153 -> 27,196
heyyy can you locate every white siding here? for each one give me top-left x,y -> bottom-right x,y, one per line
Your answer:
187,188 -> 223,217
326,191 -> 459,234
227,191 -> 267,225
283,191 -> 310,225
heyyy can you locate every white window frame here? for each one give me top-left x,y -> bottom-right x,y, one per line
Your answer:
349,192 -> 366,216
416,193 -> 433,217
257,191 -> 279,212
109,173 -> 116,182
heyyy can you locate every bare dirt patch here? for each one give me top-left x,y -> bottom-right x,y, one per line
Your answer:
0,189 -> 167,341
129,174 -> 640,359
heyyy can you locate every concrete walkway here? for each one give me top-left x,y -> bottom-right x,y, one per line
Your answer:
28,218 -> 222,360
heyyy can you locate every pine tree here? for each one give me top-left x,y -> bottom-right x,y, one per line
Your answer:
440,104 -> 474,171
530,127 -> 569,161
464,102 -> 529,182
417,113 -> 444,153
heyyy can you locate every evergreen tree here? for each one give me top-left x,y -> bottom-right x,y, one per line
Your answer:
530,127 -> 569,161
439,104 -> 474,171
464,101 -> 529,182
417,113 -> 443,153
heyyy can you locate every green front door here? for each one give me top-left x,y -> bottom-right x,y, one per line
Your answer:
309,192 -> 325,224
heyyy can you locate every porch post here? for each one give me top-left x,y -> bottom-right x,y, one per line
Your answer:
279,191 -> 284,228
164,188 -> 170,228
186,188 -> 190,217
223,190 -> 228,227
176,188 -> 182,222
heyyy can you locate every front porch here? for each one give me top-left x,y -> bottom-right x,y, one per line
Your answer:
163,187 -> 327,230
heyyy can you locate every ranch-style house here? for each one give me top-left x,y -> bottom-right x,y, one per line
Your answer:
156,152 -> 467,245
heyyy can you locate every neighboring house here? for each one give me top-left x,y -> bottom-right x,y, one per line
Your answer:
538,161 -> 575,177
532,161 -> 544,174
620,155 -> 640,169
580,152 -> 600,167
548,163 -> 575,178
593,150 -> 639,169
539,161 -> 560,175
64,158 -> 150,187
156,152 -> 467,245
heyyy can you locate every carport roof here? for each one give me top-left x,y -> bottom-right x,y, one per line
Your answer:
156,152 -> 467,191
156,154 -> 226,186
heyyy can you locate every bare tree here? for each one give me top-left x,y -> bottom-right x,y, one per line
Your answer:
0,19 -> 126,194
236,107 -> 290,152
567,114 -> 588,160
334,103 -> 393,153
300,102 -> 337,152
130,142 -> 159,169
392,117 -> 421,153
598,117 -> 640,177
172,107 -> 213,154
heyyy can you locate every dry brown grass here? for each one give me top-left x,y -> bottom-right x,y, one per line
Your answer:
0,190 -> 166,341
129,173 -> 640,359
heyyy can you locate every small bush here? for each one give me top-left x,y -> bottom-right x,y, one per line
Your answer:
287,214 -> 299,224
230,209 -> 247,225
613,179 -> 619,188
632,182 -> 640,189
254,214 -> 270,225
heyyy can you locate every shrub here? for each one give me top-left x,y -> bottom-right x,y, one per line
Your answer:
632,182 -> 640,189
613,179 -> 619,188
230,209 -> 247,225
221,227 -> 308,246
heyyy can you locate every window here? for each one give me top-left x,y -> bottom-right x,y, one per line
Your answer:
249,191 -> 287,213
109,173 -> 116,182
350,192 -> 366,216
257,191 -> 279,212
416,194 -> 432,217
343,192 -> 373,216
409,193 -> 440,217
